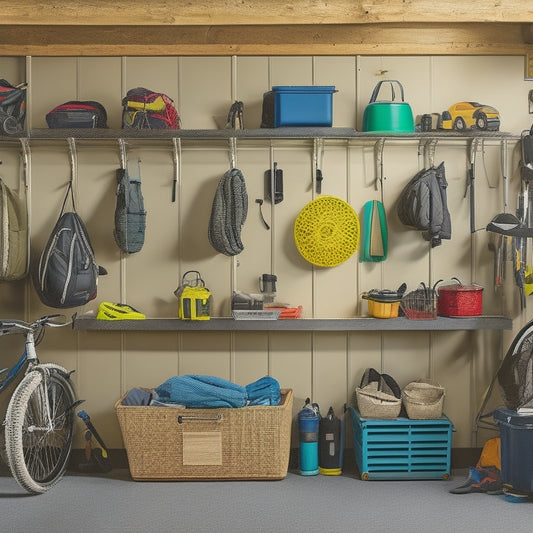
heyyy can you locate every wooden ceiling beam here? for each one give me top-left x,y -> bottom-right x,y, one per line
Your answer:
2,0 -> 533,26
0,23 -> 531,57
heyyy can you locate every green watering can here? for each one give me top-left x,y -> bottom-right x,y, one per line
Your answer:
362,80 -> 415,133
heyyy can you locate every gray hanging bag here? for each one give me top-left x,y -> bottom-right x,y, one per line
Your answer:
208,168 -> 248,256
113,167 -> 146,254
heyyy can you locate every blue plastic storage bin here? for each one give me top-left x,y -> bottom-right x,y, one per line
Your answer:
273,86 -> 336,127
349,407 -> 453,480
494,408 -> 533,495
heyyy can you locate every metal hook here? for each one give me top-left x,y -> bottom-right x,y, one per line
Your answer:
118,138 -> 127,170
313,138 -> 325,193
469,137 -> 480,165
479,139 -> 497,190
19,138 -> 31,194
417,138 -> 425,158
229,137 -> 237,169
172,137 -> 181,203
19,137 -> 30,173
424,138 -> 438,168
501,138 -> 508,212
374,138 -> 385,192
67,137 -> 77,185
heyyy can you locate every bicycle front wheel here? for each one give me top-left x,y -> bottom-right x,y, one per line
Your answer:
5,369 -> 76,494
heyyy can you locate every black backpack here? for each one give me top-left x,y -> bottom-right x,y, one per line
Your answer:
113,167 -> 146,254
397,161 -> 452,248
46,101 -> 108,129
122,88 -> 179,129
33,182 -> 106,308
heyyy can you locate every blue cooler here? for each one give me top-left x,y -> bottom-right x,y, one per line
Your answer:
494,408 -> 533,495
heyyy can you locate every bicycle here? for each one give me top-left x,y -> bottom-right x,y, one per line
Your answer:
0,314 -> 78,494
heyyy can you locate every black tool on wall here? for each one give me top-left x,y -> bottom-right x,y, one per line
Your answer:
265,162 -> 283,204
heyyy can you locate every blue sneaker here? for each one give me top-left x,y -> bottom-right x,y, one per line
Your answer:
450,467 -> 502,495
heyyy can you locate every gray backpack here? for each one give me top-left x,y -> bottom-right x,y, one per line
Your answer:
113,167 -> 146,254
397,161 -> 452,248
33,183 -> 105,308
0,176 -> 28,281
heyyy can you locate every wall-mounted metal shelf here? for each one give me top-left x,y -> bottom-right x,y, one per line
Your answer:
0,128 -> 519,143
72,315 -> 512,332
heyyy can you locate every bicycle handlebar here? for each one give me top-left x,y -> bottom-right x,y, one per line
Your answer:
0,314 -> 70,335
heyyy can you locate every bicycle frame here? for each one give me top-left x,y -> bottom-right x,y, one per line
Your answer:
0,315 -> 66,395
0,338 -> 32,395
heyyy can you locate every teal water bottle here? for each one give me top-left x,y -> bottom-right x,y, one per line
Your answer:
298,398 -> 320,476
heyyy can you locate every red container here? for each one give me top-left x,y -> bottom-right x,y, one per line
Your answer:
437,279 -> 483,317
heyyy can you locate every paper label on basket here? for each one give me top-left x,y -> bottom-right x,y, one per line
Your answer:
182,432 -> 222,465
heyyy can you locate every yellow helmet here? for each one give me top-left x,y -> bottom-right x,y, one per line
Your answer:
96,302 -> 146,321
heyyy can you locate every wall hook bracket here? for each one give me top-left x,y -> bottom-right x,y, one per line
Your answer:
172,137 -> 181,203
19,137 -> 30,179
313,137 -> 325,194
67,137 -> 77,186
424,137 -> 438,168
118,138 -> 127,170
374,138 -> 386,194
229,137 -> 237,169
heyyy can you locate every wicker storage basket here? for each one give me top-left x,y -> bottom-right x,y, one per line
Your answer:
355,382 -> 402,419
115,388 -> 293,481
402,380 -> 445,419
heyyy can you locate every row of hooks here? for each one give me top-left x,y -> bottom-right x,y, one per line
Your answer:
6,135 -> 512,201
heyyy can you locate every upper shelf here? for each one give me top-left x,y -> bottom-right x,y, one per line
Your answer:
0,128 -> 520,145
72,315 -> 512,332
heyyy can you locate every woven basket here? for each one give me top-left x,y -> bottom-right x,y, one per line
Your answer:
355,382 -> 402,419
402,380 -> 445,419
115,388 -> 293,481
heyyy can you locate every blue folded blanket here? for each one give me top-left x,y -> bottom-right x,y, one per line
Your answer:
151,374 -> 281,408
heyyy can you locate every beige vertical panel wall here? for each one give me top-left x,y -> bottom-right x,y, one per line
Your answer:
0,54 -> 532,451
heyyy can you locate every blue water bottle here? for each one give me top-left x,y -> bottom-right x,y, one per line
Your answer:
298,398 -> 320,476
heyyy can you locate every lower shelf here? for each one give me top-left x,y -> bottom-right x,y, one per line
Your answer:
72,315 -> 512,332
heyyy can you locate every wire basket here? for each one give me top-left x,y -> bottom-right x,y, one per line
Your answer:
400,286 -> 437,320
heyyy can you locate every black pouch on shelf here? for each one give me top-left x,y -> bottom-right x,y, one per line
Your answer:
260,91 -> 274,128
46,101 -> 108,128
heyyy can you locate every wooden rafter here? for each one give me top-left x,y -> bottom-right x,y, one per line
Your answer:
1,0 -> 533,26
1,23 -> 533,57
1,1 -> 533,57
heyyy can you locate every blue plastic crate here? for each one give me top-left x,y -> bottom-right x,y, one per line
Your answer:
273,86 -> 336,127
349,407 -> 453,480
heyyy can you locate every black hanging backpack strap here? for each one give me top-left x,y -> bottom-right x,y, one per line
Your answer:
59,179 -> 77,216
